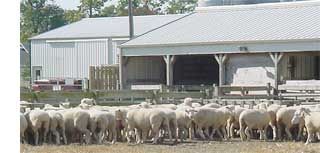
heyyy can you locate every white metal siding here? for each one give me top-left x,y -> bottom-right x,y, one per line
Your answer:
226,53 -> 275,86
31,39 -> 108,80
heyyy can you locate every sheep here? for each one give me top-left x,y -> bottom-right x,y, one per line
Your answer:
239,109 -> 271,141
291,107 -> 320,145
61,108 -> 93,144
24,110 -> 50,145
180,97 -> 193,107
20,113 -> 28,143
126,108 -> 170,144
192,103 -> 202,108
47,110 -> 67,145
114,108 -> 129,142
185,106 -> 234,141
267,104 -> 282,140
153,104 -> 177,110
156,108 -> 178,143
276,106 -> 304,141
81,98 -> 96,106
201,103 -> 222,109
59,102 -> 70,109
175,110 -> 193,142
88,110 -> 109,144
227,106 -> 248,138
43,104 -> 65,111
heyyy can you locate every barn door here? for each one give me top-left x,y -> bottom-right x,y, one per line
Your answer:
32,66 -> 42,81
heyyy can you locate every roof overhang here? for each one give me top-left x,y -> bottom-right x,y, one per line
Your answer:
121,39 -> 320,56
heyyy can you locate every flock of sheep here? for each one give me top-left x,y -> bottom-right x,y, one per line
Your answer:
20,98 -> 320,146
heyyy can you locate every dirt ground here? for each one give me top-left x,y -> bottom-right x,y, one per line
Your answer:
20,139 -> 320,153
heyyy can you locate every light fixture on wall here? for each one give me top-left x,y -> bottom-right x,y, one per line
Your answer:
239,46 -> 248,52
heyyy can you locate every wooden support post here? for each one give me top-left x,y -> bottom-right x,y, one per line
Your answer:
214,54 -> 227,86
269,52 -> 284,95
163,55 -> 175,86
119,50 -> 123,90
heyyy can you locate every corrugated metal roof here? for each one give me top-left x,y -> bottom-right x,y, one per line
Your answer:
121,1 -> 320,48
30,14 -> 186,40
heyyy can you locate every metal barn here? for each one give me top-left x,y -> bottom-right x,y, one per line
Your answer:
29,14 -> 185,83
119,1 -> 320,92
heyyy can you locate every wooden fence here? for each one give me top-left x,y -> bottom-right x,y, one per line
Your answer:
89,65 -> 119,90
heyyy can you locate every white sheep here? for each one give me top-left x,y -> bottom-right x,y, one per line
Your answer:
239,109 -> 271,141
24,110 -> 50,145
201,103 -> 222,109
227,106 -> 248,138
47,110 -> 67,145
276,106 -> 304,141
20,113 -> 28,143
267,104 -> 282,140
175,110 -> 193,142
126,108 -> 170,144
61,108 -> 93,144
186,106 -> 233,140
291,107 -> 320,144
88,110 -> 109,144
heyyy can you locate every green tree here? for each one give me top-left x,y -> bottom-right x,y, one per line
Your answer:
115,0 -> 165,16
79,0 -> 108,17
99,5 -> 117,17
20,0 -> 66,43
64,10 -> 84,24
166,0 -> 197,14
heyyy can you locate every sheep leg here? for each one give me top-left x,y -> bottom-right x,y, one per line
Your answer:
264,126 -> 268,141
240,126 -> 245,141
179,128 -> 184,142
61,128 -> 67,145
297,125 -> 304,141
245,127 -> 251,141
152,128 -> 161,144
259,129 -> 264,140
197,127 -> 206,140
135,129 -> 141,144
277,123 -> 282,141
43,122 -> 50,144
209,128 -> 215,140
216,128 -> 224,140
34,129 -> 39,145
230,123 -> 235,138
285,127 -> 293,141
305,129 -> 313,145
51,129 -> 60,145
111,127 -> 117,144
271,125 -> 277,141
204,128 -> 210,139
221,127 -> 229,141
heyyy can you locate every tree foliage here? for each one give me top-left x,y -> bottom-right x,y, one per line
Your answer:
64,10 -> 84,24
20,0 -> 66,43
166,0 -> 197,14
79,0 -> 108,17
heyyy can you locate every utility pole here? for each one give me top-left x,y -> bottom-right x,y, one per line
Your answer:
128,0 -> 134,39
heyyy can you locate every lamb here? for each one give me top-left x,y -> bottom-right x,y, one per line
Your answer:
239,109 -> 271,141
20,113 -> 28,143
276,106 -> 304,141
156,108 -> 177,143
61,108 -> 93,144
24,110 -> 50,145
191,103 -> 202,108
81,98 -> 97,106
291,107 -> 320,145
114,108 -> 129,142
153,104 -> 177,110
43,104 -> 65,111
47,110 -> 67,145
126,108 -> 170,144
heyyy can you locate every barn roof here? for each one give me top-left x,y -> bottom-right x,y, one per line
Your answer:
30,14 -> 186,40
120,1 -> 320,56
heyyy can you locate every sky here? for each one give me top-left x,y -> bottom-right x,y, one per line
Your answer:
53,0 -> 118,10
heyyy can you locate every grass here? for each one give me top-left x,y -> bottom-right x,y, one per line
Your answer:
21,139 -> 320,153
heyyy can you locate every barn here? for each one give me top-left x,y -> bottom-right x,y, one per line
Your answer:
29,14 -> 185,84
119,1 -> 320,92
